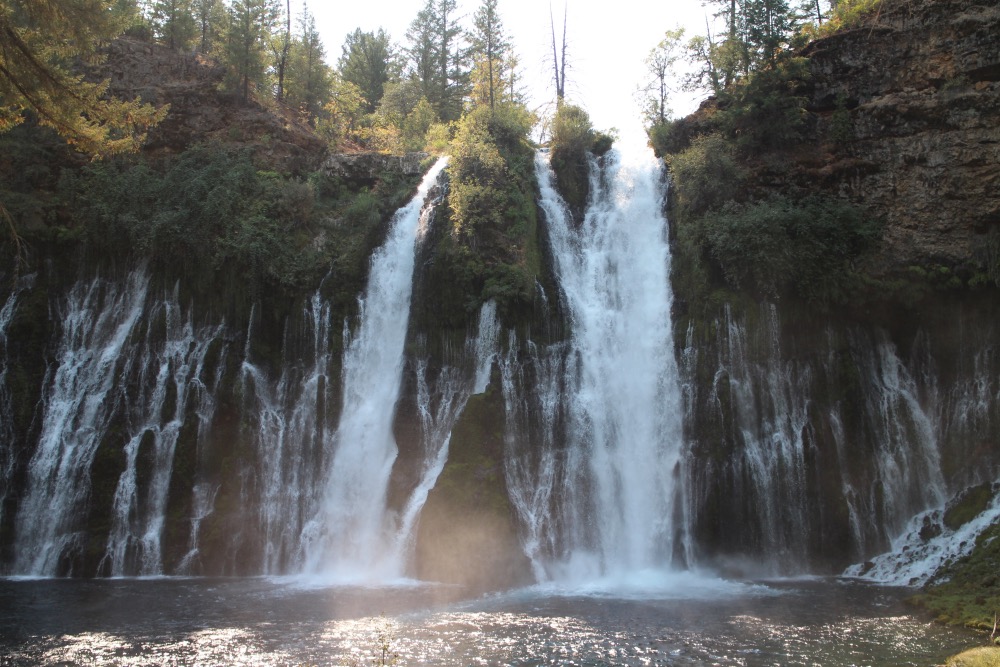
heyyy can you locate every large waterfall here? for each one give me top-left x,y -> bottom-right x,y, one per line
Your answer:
508,145 -> 686,581
0,143 -> 996,585
298,158 -> 450,579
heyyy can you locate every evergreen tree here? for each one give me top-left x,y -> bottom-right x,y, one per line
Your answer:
468,0 -> 510,110
0,0 -> 166,155
338,28 -> 398,113
405,4 -> 438,105
150,0 -> 195,50
191,0 -> 226,54
224,0 -> 280,103
404,0 -> 468,122
284,6 -> 332,122
271,0 -> 290,101
741,0 -> 796,66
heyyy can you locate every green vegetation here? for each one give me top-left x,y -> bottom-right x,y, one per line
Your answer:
548,103 -> 614,222
683,195 -> 881,303
911,520 -> 1000,632
415,103 -> 540,329
645,0 -> 892,310
943,647 -> 1000,667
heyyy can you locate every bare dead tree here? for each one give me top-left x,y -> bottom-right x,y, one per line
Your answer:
549,2 -> 567,102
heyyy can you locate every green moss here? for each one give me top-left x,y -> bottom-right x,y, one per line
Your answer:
944,647 -> 1000,667
912,521 -> 1000,632
945,484 -> 996,531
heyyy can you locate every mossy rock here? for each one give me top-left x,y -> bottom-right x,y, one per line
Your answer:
945,484 -> 996,531
413,382 -> 532,591
944,646 -> 1000,667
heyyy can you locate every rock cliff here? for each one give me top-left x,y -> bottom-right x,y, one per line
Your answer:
801,0 -> 1000,271
99,38 -> 326,172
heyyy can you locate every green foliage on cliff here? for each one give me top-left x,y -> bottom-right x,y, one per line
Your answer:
66,145 -> 324,288
548,103 -> 614,222
688,196 -> 881,302
912,518 -> 1000,633
420,103 -> 541,326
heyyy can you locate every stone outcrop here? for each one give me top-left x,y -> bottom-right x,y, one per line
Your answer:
98,38 -> 326,172
801,0 -> 1000,271
322,152 -> 430,188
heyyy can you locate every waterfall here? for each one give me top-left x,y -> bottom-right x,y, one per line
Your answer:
526,145 -> 685,580
299,158 -> 448,579
102,284 -> 224,576
0,274 -> 34,532
239,292 -> 335,573
501,335 -> 566,581
14,270 -> 151,576
388,300 -> 502,572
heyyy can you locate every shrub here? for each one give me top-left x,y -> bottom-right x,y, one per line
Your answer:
666,132 -> 745,218
714,57 -> 812,154
694,195 -> 881,303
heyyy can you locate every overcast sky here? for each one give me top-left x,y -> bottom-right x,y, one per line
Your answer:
308,0 -> 715,138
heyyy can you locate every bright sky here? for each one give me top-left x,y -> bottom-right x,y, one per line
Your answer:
309,0 -> 715,140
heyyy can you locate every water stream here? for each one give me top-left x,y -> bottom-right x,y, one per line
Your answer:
514,144 -> 685,581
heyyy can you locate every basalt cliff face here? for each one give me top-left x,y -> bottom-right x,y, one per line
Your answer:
672,0 -> 1000,275
802,0 -> 1000,271
667,0 -> 1000,576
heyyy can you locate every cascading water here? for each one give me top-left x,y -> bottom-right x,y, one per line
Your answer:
525,144 -> 685,580
0,274 -> 33,531
14,270 -> 151,576
388,300 -> 502,572
239,292 -> 335,573
299,158 -> 448,579
102,285 -> 224,576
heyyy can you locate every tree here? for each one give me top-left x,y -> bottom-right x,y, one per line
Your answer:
191,0 -> 226,54
741,0 -> 796,66
0,0 -> 166,156
271,0 -> 291,101
284,5 -> 332,122
400,95 -> 436,150
0,0 -> 166,268
316,74 -> 366,147
150,0 -> 196,50
224,0 -> 280,103
404,0 -> 468,122
405,4 -> 438,104
640,27 -> 684,126
338,28 -> 397,113
549,2 -> 567,102
468,0 -> 510,110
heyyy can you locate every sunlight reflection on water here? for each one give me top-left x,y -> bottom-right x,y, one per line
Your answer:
0,577 -> 978,666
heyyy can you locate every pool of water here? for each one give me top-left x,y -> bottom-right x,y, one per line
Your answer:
0,574 -> 978,665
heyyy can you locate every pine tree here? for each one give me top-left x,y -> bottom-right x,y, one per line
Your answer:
191,0 -> 226,54
150,0 -> 195,50
404,0 -> 468,122
468,0 -> 510,110
338,28 -> 398,113
224,0 -> 279,103
284,5 -> 332,122
0,0 -> 166,155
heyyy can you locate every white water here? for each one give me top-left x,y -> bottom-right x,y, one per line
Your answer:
102,285 -> 223,576
0,275 -> 34,531
527,144 -> 685,580
14,270 -> 151,576
845,485 -> 1000,586
240,292 -> 335,573
299,158 -> 448,579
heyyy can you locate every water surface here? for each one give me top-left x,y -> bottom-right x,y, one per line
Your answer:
0,576 -> 977,665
